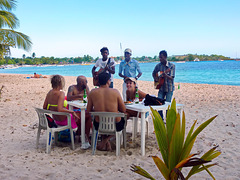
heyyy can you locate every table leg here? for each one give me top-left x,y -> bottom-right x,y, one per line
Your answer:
69,105 -> 73,111
80,109 -> 88,149
141,112 -> 146,156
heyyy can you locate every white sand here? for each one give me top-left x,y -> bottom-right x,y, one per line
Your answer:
0,73 -> 239,180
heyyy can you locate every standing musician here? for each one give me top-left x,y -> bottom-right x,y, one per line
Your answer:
92,47 -> 116,88
152,50 -> 175,103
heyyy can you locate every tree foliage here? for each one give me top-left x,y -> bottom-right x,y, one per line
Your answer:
0,0 -> 32,59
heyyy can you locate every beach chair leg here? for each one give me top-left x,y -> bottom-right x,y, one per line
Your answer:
36,126 -> 41,148
92,130 -> 98,155
146,117 -> 149,138
70,128 -> 75,150
116,132 -> 121,156
46,131 -> 53,154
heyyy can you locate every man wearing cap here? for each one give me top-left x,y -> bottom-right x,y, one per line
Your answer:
92,47 -> 116,88
119,48 -> 142,101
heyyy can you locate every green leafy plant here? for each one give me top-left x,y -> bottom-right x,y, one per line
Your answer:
131,99 -> 221,179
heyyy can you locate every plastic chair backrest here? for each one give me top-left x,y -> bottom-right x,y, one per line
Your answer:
91,112 -> 125,133
35,108 -> 48,128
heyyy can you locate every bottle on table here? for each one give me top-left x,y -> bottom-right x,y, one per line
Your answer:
135,87 -> 139,104
83,89 -> 87,103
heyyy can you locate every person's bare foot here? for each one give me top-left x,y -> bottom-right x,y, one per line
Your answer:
97,141 -> 112,151
106,141 -> 112,151
97,142 -> 107,151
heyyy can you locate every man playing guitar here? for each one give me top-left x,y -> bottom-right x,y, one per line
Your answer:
152,50 -> 175,102
92,47 -> 116,88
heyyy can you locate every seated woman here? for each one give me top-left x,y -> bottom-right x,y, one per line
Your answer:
125,77 -> 147,118
43,75 -> 79,129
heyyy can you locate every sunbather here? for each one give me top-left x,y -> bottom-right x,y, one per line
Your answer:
87,72 -> 126,151
43,75 -> 79,129
32,72 -> 47,78
67,75 -> 92,143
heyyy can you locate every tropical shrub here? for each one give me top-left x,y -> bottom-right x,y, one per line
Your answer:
131,99 -> 221,180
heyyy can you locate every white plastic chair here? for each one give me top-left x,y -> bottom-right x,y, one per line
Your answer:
130,112 -> 149,141
34,107 -> 77,154
90,112 -> 127,156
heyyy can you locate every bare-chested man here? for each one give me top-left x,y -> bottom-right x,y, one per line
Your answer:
67,76 -> 90,101
87,72 -> 126,151
67,75 -> 91,143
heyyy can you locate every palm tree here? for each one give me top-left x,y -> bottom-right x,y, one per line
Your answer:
32,52 -> 35,59
0,0 -> 32,59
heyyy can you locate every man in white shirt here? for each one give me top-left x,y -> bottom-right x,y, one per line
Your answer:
92,47 -> 116,88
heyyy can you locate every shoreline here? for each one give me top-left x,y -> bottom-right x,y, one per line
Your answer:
0,74 -> 240,179
1,73 -> 239,87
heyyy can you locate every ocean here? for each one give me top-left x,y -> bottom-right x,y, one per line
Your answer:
1,60 -> 239,86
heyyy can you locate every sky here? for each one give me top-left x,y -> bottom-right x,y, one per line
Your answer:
8,0 -> 240,58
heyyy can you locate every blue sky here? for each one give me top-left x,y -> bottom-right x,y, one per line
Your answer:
9,0 -> 240,58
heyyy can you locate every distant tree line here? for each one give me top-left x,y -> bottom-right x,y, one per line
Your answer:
168,54 -> 231,62
0,53 -> 232,65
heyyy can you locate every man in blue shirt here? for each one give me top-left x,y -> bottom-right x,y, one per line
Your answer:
119,48 -> 142,101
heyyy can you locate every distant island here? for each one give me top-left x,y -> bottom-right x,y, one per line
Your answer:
0,54 -> 234,66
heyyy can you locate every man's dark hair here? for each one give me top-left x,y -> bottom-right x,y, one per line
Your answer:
100,47 -> 109,53
98,72 -> 110,85
159,50 -> 167,57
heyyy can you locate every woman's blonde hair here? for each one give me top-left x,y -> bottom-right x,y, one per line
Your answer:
51,75 -> 65,89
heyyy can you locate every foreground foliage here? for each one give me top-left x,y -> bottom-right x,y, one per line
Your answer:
131,99 -> 221,179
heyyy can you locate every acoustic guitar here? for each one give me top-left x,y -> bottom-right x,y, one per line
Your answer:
93,60 -> 114,86
154,68 -> 171,89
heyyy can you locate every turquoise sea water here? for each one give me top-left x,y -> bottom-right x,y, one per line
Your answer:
0,60 -> 239,86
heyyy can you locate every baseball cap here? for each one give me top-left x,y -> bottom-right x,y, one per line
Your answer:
125,77 -> 136,83
124,48 -> 132,55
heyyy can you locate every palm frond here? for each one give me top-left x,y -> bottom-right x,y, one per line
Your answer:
130,164 -> 155,180
0,0 -> 17,10
186,146 -> 221,179
0,10 -> 19,28
0,29 -> 32,51
151,107 -> 168,164
152,156 -> 170,180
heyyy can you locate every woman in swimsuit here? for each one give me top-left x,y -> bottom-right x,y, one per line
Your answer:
43,75 -> 79,129
125,77 -> 147,118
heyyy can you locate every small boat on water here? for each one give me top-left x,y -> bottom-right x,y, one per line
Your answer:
193,58 -> 200,62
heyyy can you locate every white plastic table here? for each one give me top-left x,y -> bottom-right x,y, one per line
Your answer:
125,102 -> 184,156
68,101 -> 90,149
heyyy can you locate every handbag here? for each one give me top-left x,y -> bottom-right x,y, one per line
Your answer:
143,94 -> 165,106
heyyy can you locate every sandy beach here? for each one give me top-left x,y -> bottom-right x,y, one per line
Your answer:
0,73 -> 239,180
